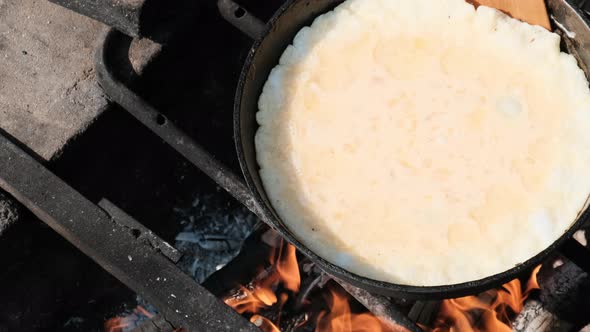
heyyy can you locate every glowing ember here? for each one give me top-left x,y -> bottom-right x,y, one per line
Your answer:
104,318 -> 129,332
429,265 -> 542,332
104,306 -> 154,332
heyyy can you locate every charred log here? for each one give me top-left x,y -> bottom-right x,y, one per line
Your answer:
335,279 -> 422,332
513,256 -> 590,332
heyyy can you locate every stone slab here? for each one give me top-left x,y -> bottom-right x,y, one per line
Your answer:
0,0 -> 108,161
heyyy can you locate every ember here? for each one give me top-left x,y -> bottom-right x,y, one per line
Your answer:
104,306 -> 154,332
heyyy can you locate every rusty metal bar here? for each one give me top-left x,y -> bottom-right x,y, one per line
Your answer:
0,132 -> 257,332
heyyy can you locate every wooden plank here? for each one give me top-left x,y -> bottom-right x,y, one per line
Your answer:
469,0 -> 551,30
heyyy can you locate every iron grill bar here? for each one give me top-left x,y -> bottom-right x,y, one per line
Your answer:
0,133 -> 257,332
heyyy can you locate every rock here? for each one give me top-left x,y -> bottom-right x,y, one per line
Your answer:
0,0 -> 108,161
0,0 -> 166,162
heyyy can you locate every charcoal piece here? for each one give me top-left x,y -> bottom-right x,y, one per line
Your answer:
513,257 -> 590,331
538,259 -> 590,325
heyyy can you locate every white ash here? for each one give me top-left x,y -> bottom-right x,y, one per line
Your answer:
512,299 -> 572,332
107,192 -> 257,329
173,192 -> 257,283
514,256 -> 590,332
0,190 -> 19,235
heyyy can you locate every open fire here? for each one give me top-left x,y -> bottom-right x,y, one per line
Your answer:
428,265 -> 541,332
103,232 -> 542,332
223,235 -> 542,332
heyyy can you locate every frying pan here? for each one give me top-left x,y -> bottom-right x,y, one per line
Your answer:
227,0 -> 590,299
96,0 -> 590,300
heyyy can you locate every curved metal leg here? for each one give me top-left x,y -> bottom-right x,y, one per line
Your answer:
95,28 -> 268,222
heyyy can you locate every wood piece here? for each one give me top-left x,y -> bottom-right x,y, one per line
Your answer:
512,299 -> 572,332
335,279 -> 422,332
468,0 -> 551,30
512,257 -> 590,331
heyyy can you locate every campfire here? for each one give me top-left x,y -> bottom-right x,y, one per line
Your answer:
102,218 -> 588,332
221,231 -> 542,332
103,225 -> 550,332
427,266 -> 540,332
5,0 -> 590,331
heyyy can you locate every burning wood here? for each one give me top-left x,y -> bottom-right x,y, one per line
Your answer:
513,256 -> 590,332
225,233 -> 412,332
223,231 -> 415,332
316,285 -> 408,332
221,228 -> 563,332
424,266 -> 541,332
336,279 -> 417,331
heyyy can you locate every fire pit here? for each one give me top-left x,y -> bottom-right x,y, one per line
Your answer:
3,0 -> 590,331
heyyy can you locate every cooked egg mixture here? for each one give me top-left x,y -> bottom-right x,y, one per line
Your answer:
255,0 -> 590,285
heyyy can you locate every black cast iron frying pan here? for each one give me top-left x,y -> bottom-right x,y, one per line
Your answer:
226,0 -> 590,299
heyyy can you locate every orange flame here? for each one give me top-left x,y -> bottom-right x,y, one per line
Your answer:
316,285 -> 399,332
104,318 -> 129,332
226,285 -> 278,314
274,243 -> 301,292
224,240 -> 301,331
224,233 -> 542,332
429,265 -> 541,332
